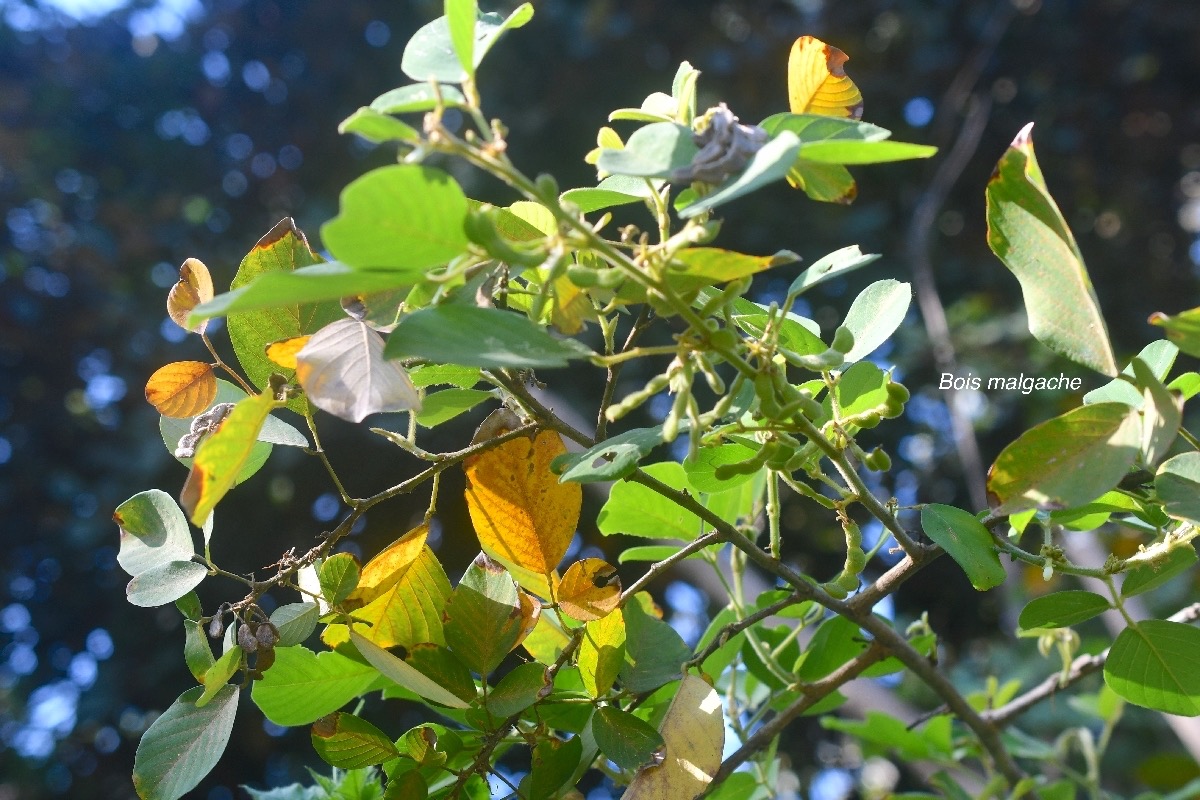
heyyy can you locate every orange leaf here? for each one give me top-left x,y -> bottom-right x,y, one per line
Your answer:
464,430 -> 582,589
145,361 -> 218,418
788,36 -> 863,120
344,524 -> 428,610
265,335 -> 311,370
557,558 -> 621,622
167,258 -> 214,334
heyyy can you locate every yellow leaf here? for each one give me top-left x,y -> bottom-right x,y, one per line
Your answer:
523,609 -> 572,664
145,361 -> 218,418
551,275 -> 594,335
322,545 -> 450,649
788,36 -> 864,120
264,335 -> 312,370
579,608 -> 625,697
515,589 -> 543,651
343,524 -> 429,610
464,430 -> 582,591
557,558 -> 621,622
624,674 -> 725,800
167,257 -> 214,333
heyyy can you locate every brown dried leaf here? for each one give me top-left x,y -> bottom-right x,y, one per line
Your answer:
167,258 -> 215,334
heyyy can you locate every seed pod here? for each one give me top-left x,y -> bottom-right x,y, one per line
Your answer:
830,325 -> 855,354
207,616 -> 224,640
565,264 -> 599,287
863,447 -> 891,472
237,623 -> 259,653
256,622 -> 280,650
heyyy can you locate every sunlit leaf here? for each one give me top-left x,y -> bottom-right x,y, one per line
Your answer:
578,609 -> 625,698
264,335 -> 310,370
598,462 -> 704,541
310,712 -> 399,769
349,630 -> 472,709
179,391 -> 282,526
788,245 -> 880,298
197,645 -> 242,707
596,122 -> 698,179
486,661 -> 550,718
224,218 -> 345,414
920,505 -> 1006,591
1122,546 -> 1198,598
665,248 -> 799,293
404,644 -> 477,704
986,124 -> 1118,376
620,596 -> 691,693
384,305 -> 594,369
336,107 -> 419,144
145,361 -> 218,419
126,560 -> 209,608
133,685 -> 238,800
295,318 -> 421,423
251,645 -> 380,726
1155,452 -> 1200,524
787,36 -> 863,119
344,524 -> 428,610
1105,620 -> 1200,716
840,279 -> 911,362
114,490 -> 195,577
677,132 -> 802,218
987,402 -> 1140,515
415,388 -> 493,428
1132,358 -> 1181,467
401,4 -> 534,83
167,257 -> 214,334
317,553 -> 360,608
556,424 -> 674,483
464,430 -> 582,582
557,559 -> 621,622
370,82 -> 467,114
443,553 -> 526,676
270,603 -> 320,648
623,674 -> 724,799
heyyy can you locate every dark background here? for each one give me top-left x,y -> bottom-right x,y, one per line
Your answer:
3,0 -> 1200,797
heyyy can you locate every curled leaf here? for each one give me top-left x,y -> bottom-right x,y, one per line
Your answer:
264,335 -> 311,370
145,361 -> 218,419
788,36 -> 863,120
557,558 -> 621,622
167,258 -> 214,334
295,318 -> 421,423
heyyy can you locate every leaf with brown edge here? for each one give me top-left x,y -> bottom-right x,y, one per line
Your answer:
557,558 -> 621,622
623,673 -> 725,800
515,589 -> 543,650
264,335 -> 311,370
167,258 -> 214,334
788,36 -> 863,120
145,361 -> 218,419
463,430 -> 582,594
180,391 -> 281,525
344,524 -> 428,610
443,553 -> 525,677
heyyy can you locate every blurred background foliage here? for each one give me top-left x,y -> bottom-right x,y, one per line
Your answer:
2,0 -> 1200,797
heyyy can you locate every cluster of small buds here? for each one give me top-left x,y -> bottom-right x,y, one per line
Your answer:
669,103 -> 769,185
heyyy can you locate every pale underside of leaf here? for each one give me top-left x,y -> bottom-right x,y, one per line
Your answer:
296,318 -> 421,422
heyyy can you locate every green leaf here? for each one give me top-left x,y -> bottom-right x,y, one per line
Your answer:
415,388 -> 493,428
685,443 -> 760,493
527,735 -> 582,800
337,108 -> 419,144
251,645 -> 380,726
830,361 -> 891,419
126,560 -> 209,608
1105,620 -> 1200,716
619,597 -> 691,693
760,112 -> 891,143
986,402 -> 1141,515
133,685 -> 239,800
223,218 -> 344,414
617,545 -> 699,564
486,662 -> 549,718
322,165 -> 469,274
384,305 -> 593,368
821,712 -> 950,761
788,160 -> 857,204
443,553 -> 525,676
666,248 -> 799,293
270,603 -> 320,648
408,363 -> 481,389
1122,546 -> 1198,598
1133,357 -> 1182,466
578,610 -> 626,697
197,645 -> 242,707
732,312 -> 828,358
191,263 -> 416,322
404,644 -> 477,704
839,279 -> 911,363
179,391 -> 282,526
986,123 -> 1117,376
678,131 -> 802,218
556,424 -> 672,483
592,706 -> 665,772
1169,372 -> 1200,400
598,462 -> 704,540
1150,307 -> 1200,359
596,122 -> 698,178
445,0 -> 478,78
1156,453 -> 1200,523
561,175 -> 654,214
795,616 -> 867,680
1084,341 -> 1177,408
318,553 -> 360,607
115,490 -> 195,577
799,139 -> 936,164
401,4 -> 534,83
180,608 -> 216,684
787,244 -> 880,299
311,712 -> 400,769
348,631 -> 471,709
370,83 -> 467,114
920,505 -> 1006,591
1017,591 -> 1110,630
